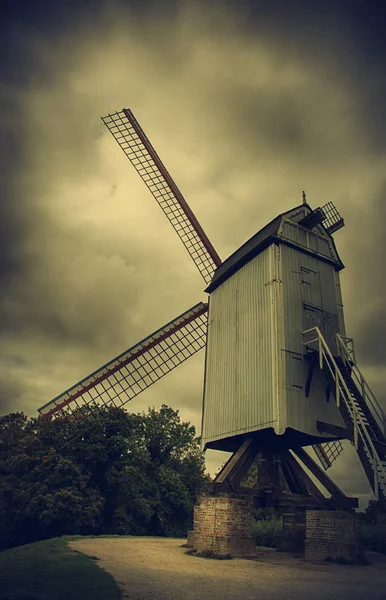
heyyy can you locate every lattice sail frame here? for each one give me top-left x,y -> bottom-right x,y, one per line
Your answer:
38,302 -> 208,420
102,109 -> 221,284
320,201 -> 345,234
313,439 -> 344,470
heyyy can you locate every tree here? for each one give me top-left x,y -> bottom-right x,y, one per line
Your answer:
358,500 -> 386,554
140,406 -> 207,536
0,404 -> 207,549
0,413 -> 104,549
362,499 -> 386,524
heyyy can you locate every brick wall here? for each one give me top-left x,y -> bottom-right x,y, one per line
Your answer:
190,493 -> 256,556
305,510 -> 361,561
277,508 -> 305,554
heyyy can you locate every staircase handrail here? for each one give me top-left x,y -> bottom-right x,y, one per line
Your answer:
336,333 -> 386,436
337,335 -> 356,362
303,326 -> 386,500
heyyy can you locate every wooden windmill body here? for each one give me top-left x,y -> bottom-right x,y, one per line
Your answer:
202,203 -> 346,453
38,108 -> 386,512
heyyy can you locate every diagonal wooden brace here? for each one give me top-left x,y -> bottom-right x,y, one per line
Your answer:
281,450 -> 325,500
293,446 -> 346,497
213,437 -> 259,490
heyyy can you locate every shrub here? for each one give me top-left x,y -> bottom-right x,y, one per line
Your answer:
359,519 -> 386,554
251,517 -> 283,548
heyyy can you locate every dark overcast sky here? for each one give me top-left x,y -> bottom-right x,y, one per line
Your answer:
0,0 -> 385,501
2,1 -> 386,69
1,0 -> 386,158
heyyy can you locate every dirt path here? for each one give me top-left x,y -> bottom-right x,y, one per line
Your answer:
69,537 -> 386,600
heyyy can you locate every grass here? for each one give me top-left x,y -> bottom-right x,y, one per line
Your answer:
0,536 -> 121,600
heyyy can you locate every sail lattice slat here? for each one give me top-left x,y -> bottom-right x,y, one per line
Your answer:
102,109 -> 221,284
38,302 -> 208,421
320,201 -> 345,234
313,440 -> 344,470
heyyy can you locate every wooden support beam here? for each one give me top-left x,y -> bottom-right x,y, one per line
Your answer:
305,353 -> 317,398
256,452 -> 281,489
274,492 -> 325,508
281,453 -> 307,495
207,484 -> 357,509
293,446 -> 346,497
373,439 -> 386,457
324,495 -> 359,509
283,450 -> 325,500
213,437 -> 258,488
206,484 -> 323,507
325,384 -> 331,402
316,421 -> 349,439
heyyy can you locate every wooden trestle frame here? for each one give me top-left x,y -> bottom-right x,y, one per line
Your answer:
211,436 -> 358,509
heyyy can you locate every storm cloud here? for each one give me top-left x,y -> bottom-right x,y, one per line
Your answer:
0,1 -> 385,498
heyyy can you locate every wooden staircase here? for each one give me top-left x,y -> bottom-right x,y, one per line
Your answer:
303,328 -> 386,506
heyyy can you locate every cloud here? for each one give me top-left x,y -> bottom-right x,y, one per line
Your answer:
0,1 -> 385,490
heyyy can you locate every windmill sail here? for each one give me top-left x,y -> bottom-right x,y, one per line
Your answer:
312,439 -> 343,470
102,109 -> 221,284
38,302 -> 208,421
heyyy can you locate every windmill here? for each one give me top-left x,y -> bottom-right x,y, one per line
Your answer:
38,108 -> 386,518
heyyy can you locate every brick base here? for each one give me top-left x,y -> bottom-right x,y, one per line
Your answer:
188,499 -> 362,561
186,530 -> 195,547
305,510 -> 361,562
276,508 -> 305,554
189,493 -> 256,557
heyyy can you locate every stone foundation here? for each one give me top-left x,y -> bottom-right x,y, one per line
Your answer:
188,496 -> 361,561
276,508 -> 305,554
305,510 -> 361,562
186,530 -> 195,547
189,493 -> 256,556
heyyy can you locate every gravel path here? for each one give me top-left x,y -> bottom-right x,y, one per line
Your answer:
69,537 -> 386,600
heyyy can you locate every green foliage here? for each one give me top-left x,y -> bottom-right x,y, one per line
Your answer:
360,499 -> 386,524
0,405 -> 207,550
241,460 -> 259,488
359,521 -> 386,554
0,537 -> 120,599
251,515 -> 283,548
253,505 -> 281,522
357,500 -> 386,554
250,505 -> 283,548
